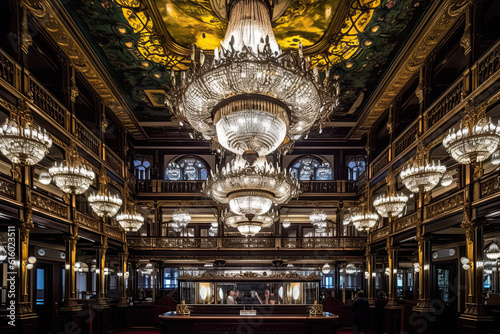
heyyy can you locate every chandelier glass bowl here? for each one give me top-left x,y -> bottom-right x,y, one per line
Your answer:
237,222 -> 264,237
485,241 -> 500,260
351,213 -> 379,232
322,263 -> 331,274
345,263 -> 357,275
88,192 -> 122,217
167,0 -> 339,160
0,116 -> 52,165
117,211 -> 144,232
373,193 -> 408,218
401,160 -> 446,193
443,118 -> 500,164
203,156 -> 300,216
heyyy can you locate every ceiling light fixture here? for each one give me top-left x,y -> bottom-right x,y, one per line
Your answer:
172,208 -> 191,228
443,102 -> 500,165
48,142 -> 95,194
117,205 -> 144,232
0,101 -> 52,165
88,166 -> 122,217
166,0 -> 339,162
373,169 -> 408,218
485,240 -> 500,261
401,144 -> 446,193
204,156 -> 300,217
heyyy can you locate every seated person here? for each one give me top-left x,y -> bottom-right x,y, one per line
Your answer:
226,290 -> 237,304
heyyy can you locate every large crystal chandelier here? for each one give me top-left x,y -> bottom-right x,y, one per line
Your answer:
485,240 -> 500,260
0,101 -> 52,165
352,196 -> 379,233
373,169 -> 408,218
166,0 -> 339,163
117,206 -> 144,232
401,144 -> 446,193
48,142 -> 95,194
345,263 -> 357,275
88,166 -> 122,217
172,208 -> 191,228
203,156 -> 300,217
443,103 -> 500,164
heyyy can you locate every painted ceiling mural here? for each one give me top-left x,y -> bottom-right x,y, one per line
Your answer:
69,0 -> 427,122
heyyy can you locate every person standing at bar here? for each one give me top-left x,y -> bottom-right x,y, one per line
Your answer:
351,290 -> 369,334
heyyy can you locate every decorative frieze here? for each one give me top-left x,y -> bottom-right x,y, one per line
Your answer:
0,178 -> 15,199
74,212 -> 100,232
426,191 -> 464,219
31,192 -> 69,219
104,224 -> 123,241
480,175 -> 500,198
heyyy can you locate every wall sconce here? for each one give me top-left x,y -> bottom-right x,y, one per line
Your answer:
364,271 -> 369,279
413,262 -> 420,273
117,271 -> 123,277
384,267 -> 390,276
461,257 -> 470,270
26,256 -> 37,270
124,272 -> 130,279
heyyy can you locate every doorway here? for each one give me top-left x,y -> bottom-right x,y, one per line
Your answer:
432,261 -> 458,332
34,262 -> 54,332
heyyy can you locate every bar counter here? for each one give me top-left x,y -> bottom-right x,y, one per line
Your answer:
159,305 -> 339,334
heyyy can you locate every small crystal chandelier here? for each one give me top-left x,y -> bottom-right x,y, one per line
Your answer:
443,102 -> 500,164
345,263 -> 357,275
166,0 -> 339,162
172,208 -> 191,228
48,142 -> 95,194
88,166 -> 122,217
0,101 -> 52,165
352,195 -> 379,232
208,222 -> 218,236
485,240 -> 500,260
321,263 -> 331,274
117,205 -> 144,232
309,209 -> 328,229
401,144 -> 446,193
373,169 -> 408,218
203,156 -> 300,217
282,219 -> 291,228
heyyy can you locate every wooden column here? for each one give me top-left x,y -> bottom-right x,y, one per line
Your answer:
341,262 -> 346,304
95,237 -> 109,308
412,234 -> 433,312
385,243 -> 399,308
61,225 -> 81,311
366,250 -> 377,304
118,247 -> 129,306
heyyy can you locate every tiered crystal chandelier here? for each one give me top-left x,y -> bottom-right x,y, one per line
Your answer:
0,101 -> 52,165
116,206 -> 144,232
88,166 -> 122,217
166,0 -> 339,163
204,156 -> 300,218
373,169 -> 408,218
401,144 -> 446,193
321,263 -> 332,274
309,209 -> 328,232
223,208 -> 276,237
48,142 -> 95,194
172,208 -> 191,228
443,103 -> 500,164
352,197 -> 379,233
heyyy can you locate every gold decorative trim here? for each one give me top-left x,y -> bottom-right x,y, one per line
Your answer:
179,271 -> 321,281
351,0 -> 470,139
22,0 -> 146,139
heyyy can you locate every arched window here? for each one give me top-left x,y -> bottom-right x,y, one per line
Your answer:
290,157 -> 333,181
165,157 -> 208,181
347,156 -> 366,181
134,158 -> 151,180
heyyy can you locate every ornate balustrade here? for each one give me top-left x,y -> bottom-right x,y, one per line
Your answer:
425,77 -> 464,129
30,76 -> 67,128
0,50 -> 16,87
370,148 -> 389,178
394,120 -> 419,158
477,39 -> 500,85
73,116 -> 101,157
104,146 -> 124,177
127,236 -> 366,250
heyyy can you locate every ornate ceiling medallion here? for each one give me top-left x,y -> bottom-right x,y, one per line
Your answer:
167,0 -> 339,162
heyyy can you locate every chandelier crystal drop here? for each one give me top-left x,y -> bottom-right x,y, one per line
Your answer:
88,167 -> 122,217
49,142 -> 95,194
117,210 -> 144,232
443,117 -> 500,164
0,103 -> 52,165
373,193 -> 408,218
401,159 -> 446,193
172,208 -> 191,228
485,241 -> 500,260
203,156 -> 300,217
351,212 -> 379,233
167,0 -> 339,161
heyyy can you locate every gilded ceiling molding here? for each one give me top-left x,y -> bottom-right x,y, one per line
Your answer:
22,0 -> 147,139
351,0 -> 471,139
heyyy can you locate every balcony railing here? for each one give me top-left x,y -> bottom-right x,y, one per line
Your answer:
135,180 -> 357,195
127,236 -> 366,250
